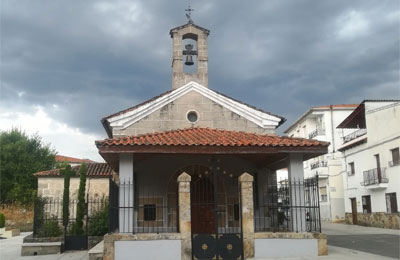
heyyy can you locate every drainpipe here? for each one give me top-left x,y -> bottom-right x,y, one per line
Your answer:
330,105 -> 336,154
329,105 -> 335,221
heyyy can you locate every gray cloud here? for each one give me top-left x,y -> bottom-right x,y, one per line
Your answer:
1,0 -> 399,136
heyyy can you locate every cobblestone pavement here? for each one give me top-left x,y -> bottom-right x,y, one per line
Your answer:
0,232 -> 88,260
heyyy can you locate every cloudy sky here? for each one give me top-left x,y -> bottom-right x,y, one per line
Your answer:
1,0 -> 399,161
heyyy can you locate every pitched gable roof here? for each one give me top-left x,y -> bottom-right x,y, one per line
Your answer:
101,81 -> 285,138
34,163 -> 113,177
169,23 -> 210,36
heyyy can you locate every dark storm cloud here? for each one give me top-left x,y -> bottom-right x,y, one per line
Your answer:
1,0 -> 399,136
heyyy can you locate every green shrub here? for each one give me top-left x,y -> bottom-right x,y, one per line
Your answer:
37,219 -> 62,237
88,204 -> 108,236
0,213 -> 5,228
278,211 -> 286,225
69,221 -> 85,235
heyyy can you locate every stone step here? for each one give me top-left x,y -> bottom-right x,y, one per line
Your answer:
21,242 -> 62,256
89,240 -> 104,260
0,228 -> 20,238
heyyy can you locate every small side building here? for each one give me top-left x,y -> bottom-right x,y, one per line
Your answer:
34,163 -> 114,200
284,104 -> 358,222
337,100 -> 400,229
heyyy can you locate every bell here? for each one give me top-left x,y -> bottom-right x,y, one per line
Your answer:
185,55 -> 194,66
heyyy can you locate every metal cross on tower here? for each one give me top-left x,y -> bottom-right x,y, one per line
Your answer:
185,5 -> 194,24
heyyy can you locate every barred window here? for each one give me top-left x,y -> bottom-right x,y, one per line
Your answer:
320,187 -> 327,202
144,204 -> 156,221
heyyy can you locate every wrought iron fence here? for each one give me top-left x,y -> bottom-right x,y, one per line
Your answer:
33,196 -> 108,237
361,167 -> 388,186
111,177 -> 179,234
308,129 -> 325,139
254,176 -> 321,233
310,161 -> 328,170
343,128 -> 367,143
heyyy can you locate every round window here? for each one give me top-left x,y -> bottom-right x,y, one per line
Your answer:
187,111 -> 198,123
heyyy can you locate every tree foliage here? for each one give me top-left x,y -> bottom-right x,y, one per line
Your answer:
0,213 -> 5,228
88,202 -> 108,236
61,165 -> 72,228
70,163 -> 87,235
0,129 -> 56,204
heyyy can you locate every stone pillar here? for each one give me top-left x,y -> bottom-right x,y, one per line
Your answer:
288,153 -> 307,232
178,172 -> 191,260
239,172 -> 255,259
119,154 -> 134,233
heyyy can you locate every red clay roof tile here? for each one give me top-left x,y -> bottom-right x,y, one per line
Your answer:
95,127 -> 329,148
55,155 -> 94,163
34,163 -> 113,177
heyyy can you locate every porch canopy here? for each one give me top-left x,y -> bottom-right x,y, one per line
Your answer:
96,127 -> 329,171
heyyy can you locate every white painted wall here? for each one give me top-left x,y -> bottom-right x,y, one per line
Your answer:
288,154 -> 306,232
341,102 -> 400,214
115,240 -> 181,260
255,239 -> 318,258
119,154 -> 134,233
285,106 -> 356,221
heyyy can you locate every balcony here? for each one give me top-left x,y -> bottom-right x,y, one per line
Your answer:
308,128 -> 325,139
310,161 -> 328,170
361,167 -> 388,189
343,128 -> 367,143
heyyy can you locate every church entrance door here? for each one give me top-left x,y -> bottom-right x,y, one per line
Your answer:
188,162 -> 243,260
191,175 -> 216,233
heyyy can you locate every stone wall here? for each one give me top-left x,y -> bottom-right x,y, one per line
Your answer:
38,177 -> 109,200
345,212 -> 400,229
114,91 -> 274,136
171,24 -> 209,89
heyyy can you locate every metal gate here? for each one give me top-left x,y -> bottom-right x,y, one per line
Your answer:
188,163 -> 243,260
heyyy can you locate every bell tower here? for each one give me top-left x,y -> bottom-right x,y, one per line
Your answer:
170,7 -> 210,89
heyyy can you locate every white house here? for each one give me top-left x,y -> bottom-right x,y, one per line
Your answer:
337,100 -> 400,229
284,104 -> 357,222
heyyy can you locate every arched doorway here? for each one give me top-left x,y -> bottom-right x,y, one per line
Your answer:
190,167 -> 215,233
172,163 -> 243,259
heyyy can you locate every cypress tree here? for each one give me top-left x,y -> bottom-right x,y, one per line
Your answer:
61,165 -> 72,229
71,163 -> 87,235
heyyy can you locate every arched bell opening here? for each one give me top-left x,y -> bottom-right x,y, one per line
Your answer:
182,33 -> 198,74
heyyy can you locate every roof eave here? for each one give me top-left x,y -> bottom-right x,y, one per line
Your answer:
97,144 -> 329,155
101,118 -> 113,139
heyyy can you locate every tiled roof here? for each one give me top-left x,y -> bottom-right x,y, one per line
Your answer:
95,127 -> 329,148
55,155 -> 94,163
34,163 -> 113,177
